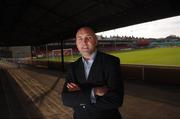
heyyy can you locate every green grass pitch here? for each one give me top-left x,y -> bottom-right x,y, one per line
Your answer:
35,47 -> 180,66
109,47 -> 180,66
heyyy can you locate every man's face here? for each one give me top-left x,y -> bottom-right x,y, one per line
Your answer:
76,28 -> 97,57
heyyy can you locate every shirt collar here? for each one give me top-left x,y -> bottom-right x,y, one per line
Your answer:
82,50 -> 97,62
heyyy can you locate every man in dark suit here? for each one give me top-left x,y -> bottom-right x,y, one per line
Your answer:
62,27 -> 124,119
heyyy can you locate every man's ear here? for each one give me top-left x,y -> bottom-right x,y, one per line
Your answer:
96,40 -> 98,46
95,36 -> 98,46
94,39 -> 98,47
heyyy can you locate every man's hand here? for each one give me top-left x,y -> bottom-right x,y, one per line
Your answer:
94,86 -> 109,96
67,83 -> 80,92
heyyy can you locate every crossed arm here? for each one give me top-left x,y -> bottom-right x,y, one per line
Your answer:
66,82 -> 108,96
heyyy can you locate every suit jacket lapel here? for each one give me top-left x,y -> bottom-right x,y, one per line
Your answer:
77,59 -> 87,82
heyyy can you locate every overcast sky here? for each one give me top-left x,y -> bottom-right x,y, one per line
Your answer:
96,15 -> 180,38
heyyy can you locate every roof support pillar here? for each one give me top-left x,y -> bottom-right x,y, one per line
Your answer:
60,40 -> 65,72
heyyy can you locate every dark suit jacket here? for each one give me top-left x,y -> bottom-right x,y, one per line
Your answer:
62,51 -> 124,119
